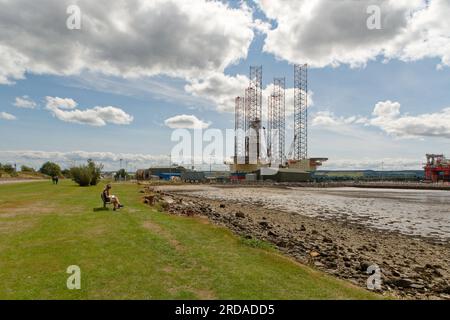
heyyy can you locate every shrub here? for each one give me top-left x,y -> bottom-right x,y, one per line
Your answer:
115,168 -> 128,181
21,165 -> 35,172
70,160 -> 103,187
39,161 -> 61,177
61,169 -> 71,178
0,163 -> 16,174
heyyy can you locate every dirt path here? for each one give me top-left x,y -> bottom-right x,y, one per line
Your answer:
0,179 -> 47,185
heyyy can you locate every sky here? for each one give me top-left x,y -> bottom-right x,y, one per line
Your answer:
1,0 -> 450,171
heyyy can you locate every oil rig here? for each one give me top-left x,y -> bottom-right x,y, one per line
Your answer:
424,154 -> 450,182
230,64 -> 327,182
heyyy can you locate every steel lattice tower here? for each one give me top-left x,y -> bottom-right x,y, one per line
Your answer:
294,64 -> 308,160
249,66 -> 263,123
244,66 -> 263,163
274,77 -> 286,163
267,93 -> 275,158
267,78 -> 286,163
234,96 -> 245,163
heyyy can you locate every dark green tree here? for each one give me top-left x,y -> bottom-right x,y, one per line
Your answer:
39,161 -> 61,177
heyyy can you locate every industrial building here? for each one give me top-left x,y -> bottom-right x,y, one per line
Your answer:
231,64 -> 327,182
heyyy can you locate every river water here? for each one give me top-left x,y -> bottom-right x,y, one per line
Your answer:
167,186 -> 450,241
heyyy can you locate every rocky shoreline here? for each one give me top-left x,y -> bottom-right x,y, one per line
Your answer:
146,186 -> 450,300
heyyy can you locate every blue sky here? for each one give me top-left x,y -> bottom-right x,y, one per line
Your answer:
1,0 -> 450,171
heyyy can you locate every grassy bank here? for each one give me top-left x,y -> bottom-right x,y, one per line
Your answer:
0,180 -> 379,299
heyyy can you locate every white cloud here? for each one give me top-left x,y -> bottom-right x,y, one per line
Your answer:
0,112 -> 17,120
258,0 -> 450,68
45,96 -> 133,126
312,100 -> 450,139
164,114 -> 210,129
0,0 -> 254,84
372,100 -> 401,118
312,111 -> 368,127
185,73 -> 249,113
370,102 -> 450,138
185,72 -> 314,115
45,96 -> 78,110
0,150 -> 170,171
13,96 -> 36,109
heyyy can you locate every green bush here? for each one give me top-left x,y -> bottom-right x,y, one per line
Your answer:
70,160 -> 103,187
21,165 -> 35,172
39,161 -> 61,177
0,163 -> 16,174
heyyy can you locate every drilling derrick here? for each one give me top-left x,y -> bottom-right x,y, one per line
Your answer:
294,64 -> 308,160
234,96 -> 245,164
274,77 -> 285,163
267,78 -> 286,164
245,66 -> 263,163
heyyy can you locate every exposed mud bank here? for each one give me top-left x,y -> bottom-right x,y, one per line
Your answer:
149,185 -> 450,300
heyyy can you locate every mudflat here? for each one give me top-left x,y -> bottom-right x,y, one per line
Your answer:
156,184 -> 450,300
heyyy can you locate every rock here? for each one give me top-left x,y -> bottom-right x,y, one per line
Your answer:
433,269 -> 443,277
235,211 -> 245,218
410,283 -> 425,290
259,221 -> 270,228
311,230 -> 318,235
314,261 -> 324,267
327,262 -> 338,269
268,230 -> 278,237
441,286 -> 450,294
392,270 -> 401,277
345,262 -> 351,268
219,204 -> 226,208
359,261 -> 371,272
389,278 -> 414,288
323,237 -> 333,243
309,251 -> 320,258
300,225 -> 306,232
276,240 -> 288,248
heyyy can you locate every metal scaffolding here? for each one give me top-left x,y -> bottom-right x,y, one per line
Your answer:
267,78 -> 285,163
249,66 -> 263,123
294,64 -> 308,160
234,96 -> 245,162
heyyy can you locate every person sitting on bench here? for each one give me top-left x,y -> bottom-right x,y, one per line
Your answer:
102,184 -> 124,211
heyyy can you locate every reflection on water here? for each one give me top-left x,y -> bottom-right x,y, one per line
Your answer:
183,187 -> 450,241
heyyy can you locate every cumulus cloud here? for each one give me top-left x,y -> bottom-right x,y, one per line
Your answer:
45,96 -> 133,126
370,101 -> 450,138
258,0 -> 450,68
0,112 -> 17,120
185,73 -> 249,113
312,111 -> 368,127
185,72 -> 314,114
0,150 -> 170,171
13,96 -> 37,109
313,100 -> 450,139
164,114 -> 210,129
0,0 -> 254,84
45,96 -> 77,110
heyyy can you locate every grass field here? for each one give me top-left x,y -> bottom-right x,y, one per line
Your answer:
0,180 -> 379,299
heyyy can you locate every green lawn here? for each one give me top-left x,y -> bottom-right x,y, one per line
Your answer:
0,180 -> 379,299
